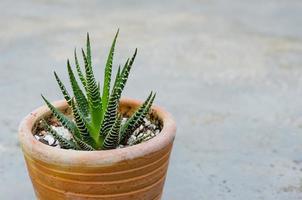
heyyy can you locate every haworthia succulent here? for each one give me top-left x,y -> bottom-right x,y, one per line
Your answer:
41,31 -> 156,151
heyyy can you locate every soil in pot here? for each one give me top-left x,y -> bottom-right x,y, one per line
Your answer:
33,107 -> 163,150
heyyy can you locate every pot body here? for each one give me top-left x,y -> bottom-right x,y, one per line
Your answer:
19,98 -> 176,200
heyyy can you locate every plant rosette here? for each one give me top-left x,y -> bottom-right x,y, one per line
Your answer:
18,31 -> 176,200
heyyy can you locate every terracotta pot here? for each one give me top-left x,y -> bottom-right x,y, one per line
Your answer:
18,98 -> 176,200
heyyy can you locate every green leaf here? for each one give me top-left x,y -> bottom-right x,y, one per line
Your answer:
74,136 -> 95,151
112,65 -> 121,93
102,29 -> 119,114
111,59 -> 128,95
114,49 -> 137,100
41,120 -> 78,150
99,91 -> 119,136
120,92 -> 155,143
41,95 -> 81,139
100,60 -> 129,137
86,33 -> 92,67
67,60 -> 89,117
70,99 -> 95,147
53,71 -> 71,105
99,49 -> 137,138
74,49 -> 87,89
82,49 -> 102,130
102,115 -> 122,150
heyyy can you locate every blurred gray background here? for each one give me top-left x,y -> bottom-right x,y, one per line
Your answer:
1,0 -> 302,199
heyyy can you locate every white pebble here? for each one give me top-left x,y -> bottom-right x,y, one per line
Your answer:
52,126 -> 72,140
143,136 -> 152,141
150,124 -> 156,130
121,118 -> 127,125
44,135 -> 55,145
144,119 -> 151,126
147,130 -> 153,135
133,129 -> 140,136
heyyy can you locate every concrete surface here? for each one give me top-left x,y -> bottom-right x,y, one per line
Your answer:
1,0 -> 302,199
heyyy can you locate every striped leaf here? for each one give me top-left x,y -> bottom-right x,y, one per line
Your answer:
86,33 -> 92,67
112,65 -> 121,93
41,95 -> 81,139
120,92 -> 155,143
67,60 -> 89,117
112,49 -> 137,100
99,92 -> 119,136
74,136 -> 95,151
99,60 -> 129,137
82,49 -> 102,128
41,120 -> 78,150
102,29 -> 119,114
70,99 -> 95,147
53,71 -> 71,105
103,116 -> 121,150
74,49 -> 87,89
99,49 -> 136,137
112,59 -> 128,95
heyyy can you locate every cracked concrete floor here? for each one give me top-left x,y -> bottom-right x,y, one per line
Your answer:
1,0 -> 302,199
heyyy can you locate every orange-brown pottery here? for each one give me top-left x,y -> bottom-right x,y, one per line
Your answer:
19,98 -> 176,200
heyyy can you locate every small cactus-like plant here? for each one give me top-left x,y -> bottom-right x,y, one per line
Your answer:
41,30 -> 156,151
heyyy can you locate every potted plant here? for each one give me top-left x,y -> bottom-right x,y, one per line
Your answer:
18,30 -> 176,200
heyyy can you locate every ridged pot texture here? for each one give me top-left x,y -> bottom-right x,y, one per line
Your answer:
18,98 -> 176,200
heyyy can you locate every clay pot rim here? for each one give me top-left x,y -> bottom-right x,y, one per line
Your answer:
18,98 -> 176,166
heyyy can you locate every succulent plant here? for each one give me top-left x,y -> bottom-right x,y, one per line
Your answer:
41,30 -> 156,151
